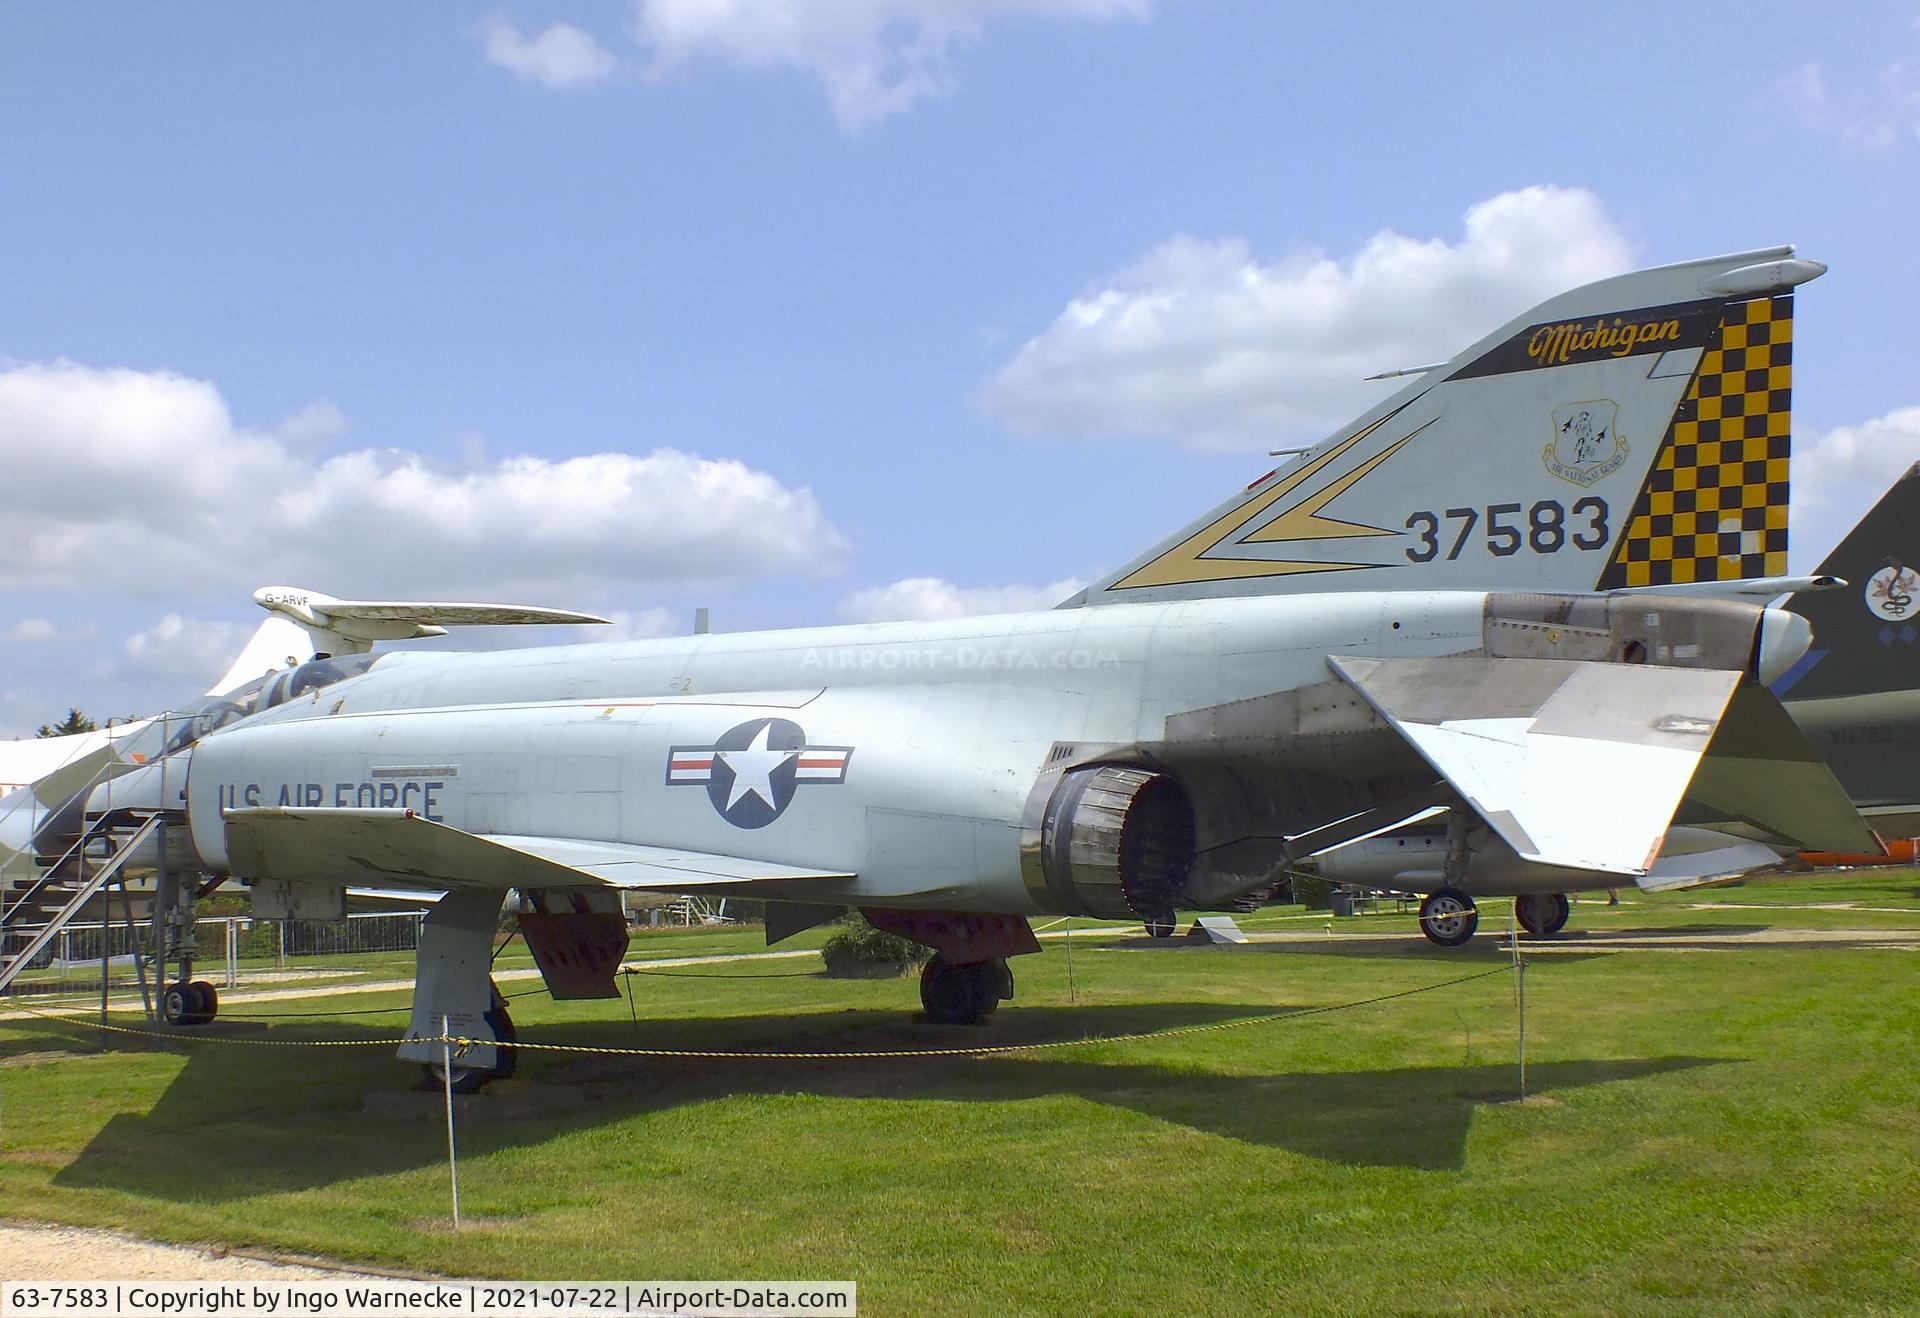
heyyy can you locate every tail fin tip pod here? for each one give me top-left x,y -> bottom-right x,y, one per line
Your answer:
1078,247 -> 1824,605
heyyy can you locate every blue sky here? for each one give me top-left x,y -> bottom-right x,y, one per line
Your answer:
4,1 -> 1920,733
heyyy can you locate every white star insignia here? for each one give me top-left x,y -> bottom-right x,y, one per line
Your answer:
716,722 -> 794,812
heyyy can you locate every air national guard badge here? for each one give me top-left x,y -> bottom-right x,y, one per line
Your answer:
1545,400 -> 1629,487
667,717 -> 852,828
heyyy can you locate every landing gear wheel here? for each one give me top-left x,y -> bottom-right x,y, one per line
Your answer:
918,955 -> 1006,1024
159,982 -> 195,1027
1515,893 -> 1571,937
422,985 -> 516,1094
1418,889 -> 1479,947
184,980 -> 218,1025
1143,913 -> 1177,939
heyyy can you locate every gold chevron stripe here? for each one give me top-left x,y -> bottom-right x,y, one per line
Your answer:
1110,413 -> 1417,590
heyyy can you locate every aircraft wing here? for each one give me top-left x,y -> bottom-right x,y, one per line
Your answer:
1328,654 -> 1871,875
222,806 -> 852,893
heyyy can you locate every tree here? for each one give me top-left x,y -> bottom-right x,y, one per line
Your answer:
36,708 -> 97,738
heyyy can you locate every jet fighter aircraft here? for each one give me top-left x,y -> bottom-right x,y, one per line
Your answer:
79,247 -> 1870,1090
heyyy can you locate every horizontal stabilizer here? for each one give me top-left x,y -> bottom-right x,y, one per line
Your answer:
1613,575 -> 1843,601
222,806 -> 852,893
1330,654 -> 1744,875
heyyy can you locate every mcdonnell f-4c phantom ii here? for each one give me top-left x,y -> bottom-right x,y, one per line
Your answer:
77,246 -> 1873,1090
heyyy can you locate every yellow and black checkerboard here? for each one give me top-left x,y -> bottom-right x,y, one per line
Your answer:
1598,293 -> 1792,588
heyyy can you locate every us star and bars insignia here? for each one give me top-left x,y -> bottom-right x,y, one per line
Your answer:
667,717 -> 853,829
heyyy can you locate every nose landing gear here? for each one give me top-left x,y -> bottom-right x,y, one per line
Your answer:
158,979 -> 219,1027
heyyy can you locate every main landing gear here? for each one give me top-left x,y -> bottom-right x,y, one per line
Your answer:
158,979 -> 219,1027
399,888 -> 516,1092
918,955 -> 1014,1025
1515,892 -> 1571,937
1418,889 -> 1479,947
1143,912 -> 1178,939
424,982 -> 517,1095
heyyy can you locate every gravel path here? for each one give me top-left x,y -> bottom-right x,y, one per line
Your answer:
0,1221 -> 357,1280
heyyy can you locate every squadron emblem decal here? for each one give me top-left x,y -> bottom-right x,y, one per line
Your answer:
667,717 -> 852,828
1545,400 -> 1628,487
1865,560 -> 1919,622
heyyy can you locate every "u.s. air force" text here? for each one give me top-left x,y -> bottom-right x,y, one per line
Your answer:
216,780 -> 446,820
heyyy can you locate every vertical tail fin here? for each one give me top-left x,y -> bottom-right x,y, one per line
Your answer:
1774,465 -> 1920,704
1070,248 -> 1823,606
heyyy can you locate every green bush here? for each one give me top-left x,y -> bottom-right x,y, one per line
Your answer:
820,911 -> 931,979
1285,872 -> 1336,910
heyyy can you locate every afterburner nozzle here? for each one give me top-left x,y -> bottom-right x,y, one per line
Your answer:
1757,608 -> 1813,686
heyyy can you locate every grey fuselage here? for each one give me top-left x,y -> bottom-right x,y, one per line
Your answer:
182,592 -> 1495,914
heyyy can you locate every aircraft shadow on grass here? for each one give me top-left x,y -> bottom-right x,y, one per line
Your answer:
42,1001 -> 1732,1197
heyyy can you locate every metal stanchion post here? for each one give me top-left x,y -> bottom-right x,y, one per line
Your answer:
1508,904 -> 1527,1100
442,1014 -> 461,1231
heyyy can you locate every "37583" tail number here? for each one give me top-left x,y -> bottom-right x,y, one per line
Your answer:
1404,498 -> 1608,563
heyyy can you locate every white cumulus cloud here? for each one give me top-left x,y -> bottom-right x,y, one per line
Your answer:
122,614 -> 259,683
839,575 -> 1084,622
479,13 -> 620,89
1779,56 -> 1920,150
979,185 -> 1636,450
0,359 -> 848,601
634,0 -> 1154,132
1790,406 -> 1920,568
2,618 -> 99,645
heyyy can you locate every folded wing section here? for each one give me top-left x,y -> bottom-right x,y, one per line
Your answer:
1329,654 -> 1870,875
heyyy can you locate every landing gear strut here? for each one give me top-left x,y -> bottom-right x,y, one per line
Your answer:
918,955 -> 1013,1025
1515,892 -> 1570,937
1418,888 -> 1479,947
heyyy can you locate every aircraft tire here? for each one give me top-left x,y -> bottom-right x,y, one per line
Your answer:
1516,893 -> 1570,937
1418,889 -> 1479,947
919,956 -> 1001,1024
1544,892 -> 1570,935
159,982 -> 195,1027
186,980 -> 219,1025
1143,913 -> 1177,939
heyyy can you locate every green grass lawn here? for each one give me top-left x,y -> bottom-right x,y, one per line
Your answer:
3,878 -> 1919,1315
